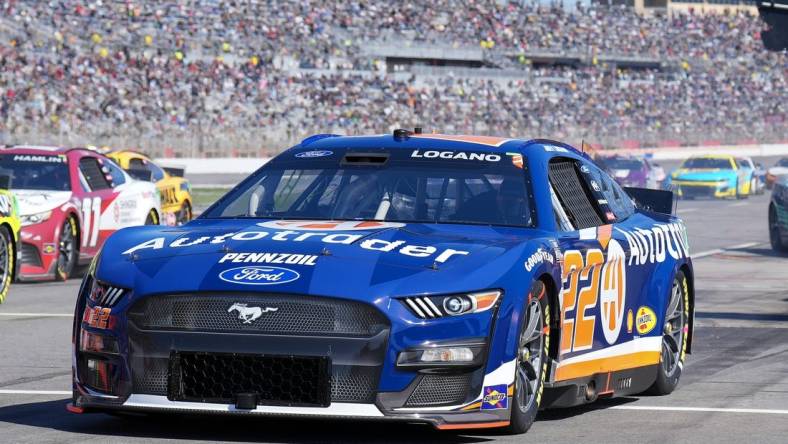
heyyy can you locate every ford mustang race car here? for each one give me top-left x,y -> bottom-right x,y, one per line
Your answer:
69,132 -> 694,433
666,154 -> 754,199
107,151 -> 193,226
1,146 -> 162,281
0,186 -> 21,303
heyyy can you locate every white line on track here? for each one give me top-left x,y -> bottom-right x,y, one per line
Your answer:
676,208 -> 697,214
0,313 -> 72,317
730,202 -> 749,207
0,390 -> 71,395
693,242 -> 761,259
611,405 -> 788,415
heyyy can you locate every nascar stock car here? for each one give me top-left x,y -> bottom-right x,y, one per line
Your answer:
597,155 -> 665,189
70,131 -> 694,433
769,175 -> 788,253
107,151 -> 193,226
0,186 -> 21,303
665,154 -> 755,199
765,157 -> 788,190
1,146 -> 162,281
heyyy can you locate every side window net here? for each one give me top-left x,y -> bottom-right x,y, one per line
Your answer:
548,159 -> 603,229
79,157 -> 111,191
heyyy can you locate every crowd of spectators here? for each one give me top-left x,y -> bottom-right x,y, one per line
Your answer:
0,0 -> 784,155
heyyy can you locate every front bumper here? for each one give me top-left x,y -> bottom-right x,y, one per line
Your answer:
18,218 -> 61,281
71,291 -> 515,429
673,181 -> 735,199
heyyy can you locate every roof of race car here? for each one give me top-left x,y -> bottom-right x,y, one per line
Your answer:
1,145 -> 97,155
293,131 -> 588,158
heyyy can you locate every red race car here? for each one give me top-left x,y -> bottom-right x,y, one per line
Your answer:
1,146 -> 162,281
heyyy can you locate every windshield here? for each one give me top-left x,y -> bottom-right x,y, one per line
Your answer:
682,157 -> 732,169
0,154 -> 71,191
605,157 -> 644,170
203,150 -> 535,227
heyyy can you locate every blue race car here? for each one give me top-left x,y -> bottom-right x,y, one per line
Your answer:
666,154 -> 754,199
69,131 -> 694,434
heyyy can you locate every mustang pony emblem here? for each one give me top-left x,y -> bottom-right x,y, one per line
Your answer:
227,302 -> 278,324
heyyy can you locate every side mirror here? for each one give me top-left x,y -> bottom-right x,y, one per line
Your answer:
624,187 -> 675,215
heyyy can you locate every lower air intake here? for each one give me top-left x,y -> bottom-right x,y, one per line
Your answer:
404,373 -> 473,407
168,352 -> 331,407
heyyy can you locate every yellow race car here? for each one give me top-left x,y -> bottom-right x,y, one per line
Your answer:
0,178 -> 21,303
107,151 -> 193,225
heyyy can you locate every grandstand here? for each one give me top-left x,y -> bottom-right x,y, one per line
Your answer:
0,1 -> 784,157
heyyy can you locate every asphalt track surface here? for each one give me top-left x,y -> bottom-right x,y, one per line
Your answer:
1,193 -> 787,443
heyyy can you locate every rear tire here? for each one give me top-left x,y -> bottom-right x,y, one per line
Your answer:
56,216 -> 78,281
0,226 -> 13,303
507,280 -> 550,434
646,270 -> 689,395
177,201 -> 192,225
770,205 -> 788,253
144,209 -> 159,225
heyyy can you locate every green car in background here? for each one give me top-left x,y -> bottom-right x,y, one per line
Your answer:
0,186 -> 20,303
770,176 -> 788,253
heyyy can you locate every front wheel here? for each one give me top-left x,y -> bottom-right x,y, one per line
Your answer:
0,226 -> 14,303
646,270 -> 689,395
56,216 -> 78,281
507,281 -> 550,434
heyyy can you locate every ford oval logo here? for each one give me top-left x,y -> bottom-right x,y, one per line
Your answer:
218,266 -> 300,285
295,150 -> 332,158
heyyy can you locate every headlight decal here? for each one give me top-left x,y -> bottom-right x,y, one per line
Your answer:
401,290 -> 502,319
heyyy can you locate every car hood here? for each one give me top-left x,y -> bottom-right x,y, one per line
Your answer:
672,169 -> 734,181
13,189 -> 72,215
98,219 -> 544,302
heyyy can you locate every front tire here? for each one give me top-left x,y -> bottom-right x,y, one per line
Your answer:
770,205 -> 788,253
646,270 -> 689,395
177,201 -> 192,225
56,216 -> 78,281
0,226 -> 14,303
507,280 -> 550,434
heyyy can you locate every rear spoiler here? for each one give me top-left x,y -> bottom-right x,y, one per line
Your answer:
163,166 -> 185,177
624,187 -> 676,215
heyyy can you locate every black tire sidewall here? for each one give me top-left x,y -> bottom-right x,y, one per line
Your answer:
0,226 -> 12,303
508,281 -> 550,434
649,270 -> 689,395
56,216 -> 78,281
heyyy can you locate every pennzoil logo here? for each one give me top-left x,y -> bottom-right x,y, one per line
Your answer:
481,384 -> 508,410
635,306 -> 657,335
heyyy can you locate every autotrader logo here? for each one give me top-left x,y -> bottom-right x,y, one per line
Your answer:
219,266 -> 300,285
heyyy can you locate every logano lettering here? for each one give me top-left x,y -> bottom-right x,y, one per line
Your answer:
411,150 -> 501,162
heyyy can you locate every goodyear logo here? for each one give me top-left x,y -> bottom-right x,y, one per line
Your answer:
481,384 -> 508,410
635,306 -> 657,335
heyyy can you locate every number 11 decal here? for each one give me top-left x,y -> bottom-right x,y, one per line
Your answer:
81,197 -> 102,247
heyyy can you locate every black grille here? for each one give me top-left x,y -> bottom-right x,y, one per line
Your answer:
405,373 -> 473,407
20,242 -> 41,267
133,357 -> 378,403
168,352 -> 330,407
680,184 -> 717,198
549,159 -> 603,229
129,293 -> 388,337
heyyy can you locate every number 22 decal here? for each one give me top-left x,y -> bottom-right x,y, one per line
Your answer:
81,197 -> 102,247
560,239 -> 627,353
